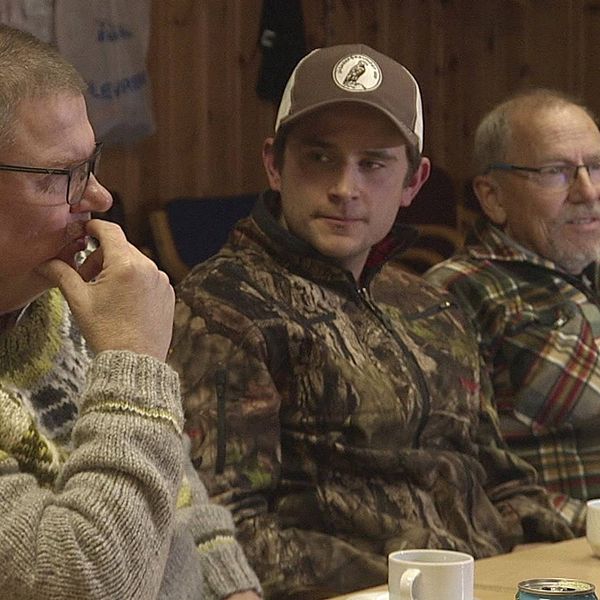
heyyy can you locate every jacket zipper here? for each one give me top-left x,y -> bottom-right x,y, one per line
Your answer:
357,287 -> 442,447
215,367 -> 227,474
405,299 -> 453,321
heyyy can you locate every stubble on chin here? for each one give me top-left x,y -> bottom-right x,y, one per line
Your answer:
549,235 -> 600,274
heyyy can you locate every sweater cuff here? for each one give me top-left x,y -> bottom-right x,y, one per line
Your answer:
198,533 -> 263,599
82,350 -> 183,433
195,504 -> 262,598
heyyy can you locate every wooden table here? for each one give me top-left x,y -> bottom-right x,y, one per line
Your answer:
327,537 -> 599,599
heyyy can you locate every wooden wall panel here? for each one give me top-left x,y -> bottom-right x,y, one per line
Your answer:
582,1 -> 600,118
98,0 -> 273,244
97,0 -> 600,246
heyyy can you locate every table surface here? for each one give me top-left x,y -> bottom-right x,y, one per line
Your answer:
327,537 -> 599,599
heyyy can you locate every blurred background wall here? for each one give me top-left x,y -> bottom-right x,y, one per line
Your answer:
96,0 -> 600,246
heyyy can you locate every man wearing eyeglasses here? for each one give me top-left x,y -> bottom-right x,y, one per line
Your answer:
0,24 -> 260,600
426,88 -> 600,536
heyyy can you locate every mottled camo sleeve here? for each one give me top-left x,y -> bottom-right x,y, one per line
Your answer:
169,305 -> 389,597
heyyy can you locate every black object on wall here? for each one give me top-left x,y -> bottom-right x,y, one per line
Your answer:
256,0 -> 307,104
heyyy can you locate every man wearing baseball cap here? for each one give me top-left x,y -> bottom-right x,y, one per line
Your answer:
169,45 -> 572,598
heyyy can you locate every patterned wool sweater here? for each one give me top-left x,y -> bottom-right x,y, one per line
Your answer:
0,288 -> 260,600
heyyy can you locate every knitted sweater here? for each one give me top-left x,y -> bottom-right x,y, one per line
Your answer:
0,288 -> 261,600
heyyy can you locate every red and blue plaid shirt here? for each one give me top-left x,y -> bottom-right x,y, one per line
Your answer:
426,220 -> 600,534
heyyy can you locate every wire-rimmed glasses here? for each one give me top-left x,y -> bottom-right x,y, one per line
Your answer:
486,161 -> 600,191
0,142 -> 103,205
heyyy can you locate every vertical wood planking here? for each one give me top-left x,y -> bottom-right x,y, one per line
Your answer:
581,1 -> 600,118
239,1 -> 274,191
98,0 -> 600,246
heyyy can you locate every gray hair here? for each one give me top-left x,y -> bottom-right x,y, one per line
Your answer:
473,88 -> 597,175
0,25 -> 85,151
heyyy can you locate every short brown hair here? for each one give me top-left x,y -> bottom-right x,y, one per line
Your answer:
0,25 -> 85,151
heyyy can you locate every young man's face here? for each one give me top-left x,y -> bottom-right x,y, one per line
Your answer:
476,103 -> 600,274
263,103 -> 430,280
0,92 -> 113,312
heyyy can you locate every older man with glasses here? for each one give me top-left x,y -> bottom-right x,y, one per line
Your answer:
426,88 -> 600,537
0,24 -> 260,600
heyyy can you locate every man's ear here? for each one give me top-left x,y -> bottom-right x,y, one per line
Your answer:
473,174 -> 507,225
399,157 -> 431,207
262,137 -> 282,191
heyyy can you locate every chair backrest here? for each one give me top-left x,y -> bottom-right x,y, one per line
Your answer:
394,223 -> 465,274
149,194 -> 257,283
400,164 -> 458,227
393,165 -> 464,274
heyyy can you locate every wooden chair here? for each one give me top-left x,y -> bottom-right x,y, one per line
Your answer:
148,194 -> 257,283
392,165 -> 465,274
395,223 -> 465,274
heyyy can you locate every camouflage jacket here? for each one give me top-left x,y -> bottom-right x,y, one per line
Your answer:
170,192 -> 572,600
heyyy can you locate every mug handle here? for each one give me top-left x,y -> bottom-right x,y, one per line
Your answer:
399,568 -> 421,600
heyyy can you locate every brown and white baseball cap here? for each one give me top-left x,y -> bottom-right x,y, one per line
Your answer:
275,44 -> 424,152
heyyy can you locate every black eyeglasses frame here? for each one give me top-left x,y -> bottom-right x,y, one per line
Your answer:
0,142 -> 103,205
486,161 -> 600,189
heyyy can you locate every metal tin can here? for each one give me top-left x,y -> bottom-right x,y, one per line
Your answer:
517,579 -> 598,600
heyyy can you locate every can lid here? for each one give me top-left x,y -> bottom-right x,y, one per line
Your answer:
518,579 -> 596,596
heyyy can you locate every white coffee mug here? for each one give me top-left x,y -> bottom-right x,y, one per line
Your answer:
388,549 -> 474,600
586,498 -> 600,557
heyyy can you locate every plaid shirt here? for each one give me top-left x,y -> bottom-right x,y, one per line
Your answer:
426,220 -> 600,534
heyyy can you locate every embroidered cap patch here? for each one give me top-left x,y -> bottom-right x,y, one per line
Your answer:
332,53 -> 382,93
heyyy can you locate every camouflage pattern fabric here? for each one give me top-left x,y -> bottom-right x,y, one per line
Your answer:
170,192 -> 573,599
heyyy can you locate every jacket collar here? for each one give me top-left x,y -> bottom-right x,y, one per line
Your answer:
468,218 -> 566,270
467,218 -> 600,290
237,190 -> 417,288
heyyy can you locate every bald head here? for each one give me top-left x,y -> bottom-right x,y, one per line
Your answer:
473,89 -> 598,176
